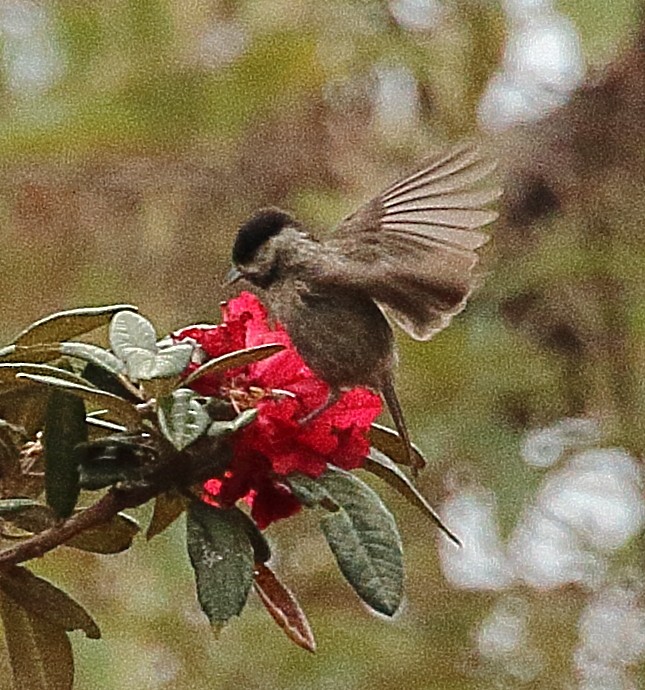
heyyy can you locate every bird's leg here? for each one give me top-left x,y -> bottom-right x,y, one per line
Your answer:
298,388 -> 342,426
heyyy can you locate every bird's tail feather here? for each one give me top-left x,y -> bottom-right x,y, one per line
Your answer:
381,374 -> 423,475
381,374 -> 462,545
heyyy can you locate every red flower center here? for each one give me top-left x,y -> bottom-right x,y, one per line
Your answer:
174,292 -> 382,529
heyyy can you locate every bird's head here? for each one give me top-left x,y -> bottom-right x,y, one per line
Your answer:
227,208 -> 301,288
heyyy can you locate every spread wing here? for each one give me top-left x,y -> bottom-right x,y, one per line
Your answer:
321,143 -> 500,340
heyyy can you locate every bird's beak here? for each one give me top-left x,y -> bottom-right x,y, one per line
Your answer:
225,266 -> 243,285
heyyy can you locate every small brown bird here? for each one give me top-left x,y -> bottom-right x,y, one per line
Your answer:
227,143 -> 499,476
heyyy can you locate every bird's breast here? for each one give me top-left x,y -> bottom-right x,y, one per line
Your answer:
269,281 -> 394,389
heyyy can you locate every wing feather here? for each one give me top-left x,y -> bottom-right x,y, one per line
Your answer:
320,142 -> 500,340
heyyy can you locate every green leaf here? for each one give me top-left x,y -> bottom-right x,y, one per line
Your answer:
186,502 -> 255,625
0,566 -> 100,639
13,304 -> 138,346
254,563 -> 316,653
66,511 -> 140,554
80,362 -> 140,403
59,342 -> 125,376
207,409 -> 258,439
0,590 -> 75,690
287,473 -> 340,510
17,373 -> 140,427
43,389 -> 87,518
316,467 -> 404,616
182,343 -> 285,387
369,423 -> 426,469
77,459 -> 135,491
238,509 -> 271,565
365,451 -> 461,546
157,389 -> 210,450
0,498 -> 40,515
146,491 -> 189,540
109,311 -> 157,360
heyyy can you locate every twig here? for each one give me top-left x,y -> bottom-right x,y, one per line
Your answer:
0,484 -> 157,568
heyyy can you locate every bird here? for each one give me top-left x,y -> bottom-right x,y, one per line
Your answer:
227,142 -> 499,479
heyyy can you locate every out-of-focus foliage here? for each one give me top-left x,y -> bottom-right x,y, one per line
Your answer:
1,0 -> 644,688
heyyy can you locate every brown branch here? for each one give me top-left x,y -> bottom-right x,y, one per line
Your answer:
0,484 -> 157,568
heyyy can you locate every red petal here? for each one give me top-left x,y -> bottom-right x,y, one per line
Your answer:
250,480 -> 302,530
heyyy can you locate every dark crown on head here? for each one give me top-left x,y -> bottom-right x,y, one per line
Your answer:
232,208 -> 295,265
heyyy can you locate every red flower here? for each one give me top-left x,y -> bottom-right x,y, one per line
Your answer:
174,292 -> 381,529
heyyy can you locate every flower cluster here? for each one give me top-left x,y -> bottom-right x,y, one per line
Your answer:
174,292 -> 381,529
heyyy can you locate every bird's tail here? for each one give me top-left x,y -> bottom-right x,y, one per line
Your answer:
381,374 -> 424,475
381,374 -> 462,545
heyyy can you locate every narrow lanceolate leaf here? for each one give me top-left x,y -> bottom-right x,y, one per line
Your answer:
0,566 -> 100,639
43,389 -> 87,518
0,498 -> 40,515
316,467 -> 404,617
158,389 -> 210,451
182,343 -> 285,387
0,362 -> 96,388
186,502 -> 255,625
109,311 -> 157,360
365,451 -> 461,546
59,342 -> 125,376
85,415 -> 127,433
66,511 -> 140,554
369,423 -> 426,469
0,590 -> 75,690
13,304 -> 138,347
146,492 -> 190,540
254,564 -> 316,653
17,373 -> 140,427
0,344 -> 70,364
0,344 -> 16,359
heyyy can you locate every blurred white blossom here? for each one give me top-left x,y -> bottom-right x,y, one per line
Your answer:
440,489 -> 514,590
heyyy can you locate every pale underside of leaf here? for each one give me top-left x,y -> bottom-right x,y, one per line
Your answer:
253,563 -> 316,652
109,311 -> 157,360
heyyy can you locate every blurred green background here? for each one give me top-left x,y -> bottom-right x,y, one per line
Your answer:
1,0 -> 645,688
